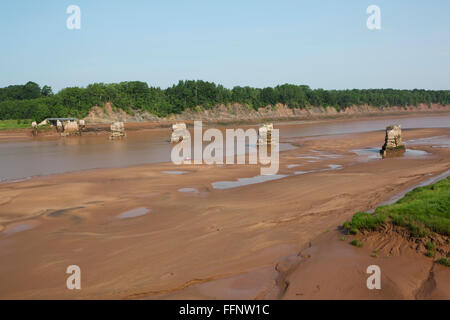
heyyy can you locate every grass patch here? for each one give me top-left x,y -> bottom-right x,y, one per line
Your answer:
425,241 -> 435,251
347,177 -> 450,238
437,257 -> 450,267
350,239 -> 364,247
0,119 -> 33,130
425,241 -> 436,257
342,220 -> 359,235
37,124 -> 51,131
425,250 -> 435,258
342,221 -> 351,230
351,212 -> 387,231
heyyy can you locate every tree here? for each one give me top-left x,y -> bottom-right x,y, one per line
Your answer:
41,85 -> 54,97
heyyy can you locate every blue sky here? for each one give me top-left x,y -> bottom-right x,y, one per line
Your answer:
0,0 -> 449,92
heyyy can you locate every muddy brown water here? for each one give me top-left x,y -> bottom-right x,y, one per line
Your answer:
0,115 -> 449,182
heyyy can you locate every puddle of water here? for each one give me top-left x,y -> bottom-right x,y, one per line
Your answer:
296,156 -> 322,160
0,177 -> 32,185
352,147 -> 429,160
327,164 -> 343,170
352,148 -> 382,160
117,207 -> 150,219
406,135 -> 450,148
294,170 -> 313,175
212,174 -> 288,190
405,149 -> 429,157
2,223 -> 36,236
311,151 -> 342,158
287,164 -> 302,169
294,164 -> 343,175
322,154 -> 342,159
163,171 -> 188,175
212,163 -> 344,189
178,188 -> 200,193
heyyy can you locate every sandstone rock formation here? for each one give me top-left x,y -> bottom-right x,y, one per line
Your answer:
60,121 -> 80,137
38,119 -> 48,126
170,123 -> 189,143
31,121 -> 37,136
381,125 -> 405,157
258,123 -> 274,146
110,122 -> 126,139
64,121 -> 79,133
56,120 -> 63,133
83,103 -> 450,125
78,119 -> 86,131
84,103 -> 160,124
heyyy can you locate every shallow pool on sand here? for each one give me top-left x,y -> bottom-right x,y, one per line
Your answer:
117,207 -> 150,219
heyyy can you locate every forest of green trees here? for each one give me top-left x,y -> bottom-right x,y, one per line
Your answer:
1,81 -> 449,122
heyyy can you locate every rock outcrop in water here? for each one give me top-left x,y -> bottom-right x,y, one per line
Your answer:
63,121 -> 79,134
258,123 -> 274,146
78,119 -> 86,131
59,120 -> 81,137
110,122 -> 126,139
31,121 -> 37,136
171,123 -> 189,143
381,125 -> 405,157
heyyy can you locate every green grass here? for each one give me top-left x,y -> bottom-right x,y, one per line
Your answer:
437,257 -> 450,267
425,241 -> 435,251
342,221 -> 351,230
37,124 -> 51,132
0,119 -> 33,130
345,177 -> 450,237
425,241 -> 436,257
350,239 -> 364,247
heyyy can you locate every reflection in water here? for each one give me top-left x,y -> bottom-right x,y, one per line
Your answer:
352,148 -> 383,160
352,147 -> 429,161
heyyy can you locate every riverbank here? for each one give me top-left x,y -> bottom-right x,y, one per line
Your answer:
0,126 -> 448,299
280,175 -> 450,300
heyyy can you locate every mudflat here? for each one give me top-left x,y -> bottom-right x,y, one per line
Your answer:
0,125 -> 449,299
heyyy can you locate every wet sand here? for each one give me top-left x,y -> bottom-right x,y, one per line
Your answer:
0,126 -> 449,299
280,227 -> 450,300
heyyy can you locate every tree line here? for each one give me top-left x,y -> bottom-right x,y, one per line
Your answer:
0,80 -> 449,122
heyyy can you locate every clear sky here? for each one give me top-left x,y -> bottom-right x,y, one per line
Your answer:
1,0 -> 449,92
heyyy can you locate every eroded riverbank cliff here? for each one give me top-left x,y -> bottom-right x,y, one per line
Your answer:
83,102 -> 450,124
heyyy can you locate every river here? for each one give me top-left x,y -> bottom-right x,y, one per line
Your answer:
0,114 -> 449,182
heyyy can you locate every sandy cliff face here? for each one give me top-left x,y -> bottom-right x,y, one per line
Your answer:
83,102 -> 450,124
